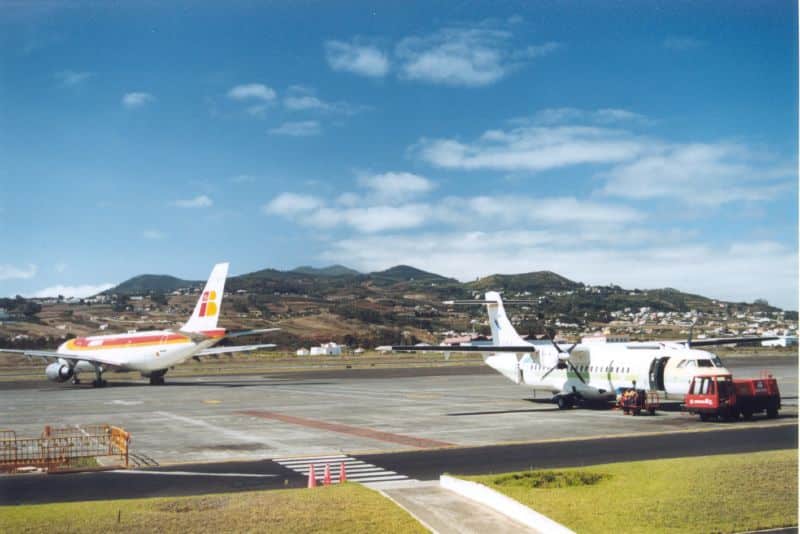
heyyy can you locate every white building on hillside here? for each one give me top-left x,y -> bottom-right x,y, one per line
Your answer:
309,342 -> 342,356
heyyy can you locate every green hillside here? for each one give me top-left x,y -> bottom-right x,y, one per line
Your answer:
104,274 -> 200,295
468,271 -> 581,292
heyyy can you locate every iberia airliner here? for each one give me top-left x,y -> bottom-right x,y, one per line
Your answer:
1,262 -> 277,387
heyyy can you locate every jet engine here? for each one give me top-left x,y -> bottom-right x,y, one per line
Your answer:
45,362 -> 74,382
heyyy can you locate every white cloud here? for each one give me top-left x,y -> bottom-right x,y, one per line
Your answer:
530,107 -> 647,125
396,25 -> 558,87
602,143 -> 793,205
266,184 -> 644,234
54,262 -> 68,273
415,124 -> 646,172
321,234 -> 798,310
269,120 -> 321,137
122,92 -> 155,108
143,229 -> 166,240
0,264 -> 37,281
31,283 -> 114,299
663,36 -> 705,51
227,83 -> 276,102
284,94 -> 328,111
173,195 -> 213,208
282,86 -> 366,115
56,70 -> 92,87
462,196 -> 642,225
324,39 -> 390,78
307,204 -> 430,233
358,172 -> 435,200
231,174 -> 256,184
263,193 -> 322,215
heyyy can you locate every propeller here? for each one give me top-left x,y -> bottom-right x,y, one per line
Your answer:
541,337 -> 586,384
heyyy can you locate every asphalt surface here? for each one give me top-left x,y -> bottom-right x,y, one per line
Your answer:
1,423 -> 795,505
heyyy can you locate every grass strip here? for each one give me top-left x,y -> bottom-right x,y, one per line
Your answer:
0,483 -> 427,534
466,449 -> 798,534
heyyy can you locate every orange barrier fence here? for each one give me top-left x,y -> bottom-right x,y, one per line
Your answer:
0,424 -> 130,473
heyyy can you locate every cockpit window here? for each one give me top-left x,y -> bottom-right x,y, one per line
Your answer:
697,359 -> 713,367
712,356 -> 723,367
677,359 -> 687,368
684,360 -> 696,368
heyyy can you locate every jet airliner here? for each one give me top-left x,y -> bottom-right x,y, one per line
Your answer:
1,262 -> 277,387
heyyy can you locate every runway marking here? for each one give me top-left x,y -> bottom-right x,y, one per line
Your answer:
239,410 -> 453,449
273,454 -> 412,483
154,411 -> 281,449
110,470 -> 278,478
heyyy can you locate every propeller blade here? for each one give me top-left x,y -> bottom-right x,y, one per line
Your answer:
550,339 -> 562,353
567,342 -> 579,354
541,365 -> 559,380
567,360 -> 587,384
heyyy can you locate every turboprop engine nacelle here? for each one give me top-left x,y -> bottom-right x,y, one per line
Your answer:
45,362 -> 73,382
541,350 -> 569,370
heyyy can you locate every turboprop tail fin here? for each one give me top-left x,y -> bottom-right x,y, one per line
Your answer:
181,262 -> 229,333
485,291 -> 528,347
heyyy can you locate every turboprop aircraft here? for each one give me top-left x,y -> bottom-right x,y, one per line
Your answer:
392,292 -> 775,409
0,262 -> 277,387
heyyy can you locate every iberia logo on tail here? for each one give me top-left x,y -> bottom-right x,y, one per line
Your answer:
198,291 -> 218,317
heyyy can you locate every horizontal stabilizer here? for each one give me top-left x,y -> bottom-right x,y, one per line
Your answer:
196,344 -> 276,356
225,328 -> 280,339
390,345 -> 537,353
442,300 -> 536,305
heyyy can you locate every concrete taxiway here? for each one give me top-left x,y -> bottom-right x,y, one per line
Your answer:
0,354 -> 796,505
1,356 -> 796,464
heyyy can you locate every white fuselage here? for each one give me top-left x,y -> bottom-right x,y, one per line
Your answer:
484,342 -> 730,401
56,329 -> 223,375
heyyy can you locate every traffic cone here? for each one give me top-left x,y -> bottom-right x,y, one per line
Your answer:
307,464 -> 317,488
323,463 -> 332,486
339,462 -> 347,483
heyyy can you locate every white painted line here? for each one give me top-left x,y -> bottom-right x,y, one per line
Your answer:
110,470 -> 279,478
273,455 -> 348,462
352,474 -> 408,482
154,411 -> 281,449
276,458 -> 351,467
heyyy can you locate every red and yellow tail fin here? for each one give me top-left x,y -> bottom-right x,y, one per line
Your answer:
182,262 -> 229,333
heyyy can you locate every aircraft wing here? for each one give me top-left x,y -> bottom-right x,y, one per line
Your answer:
389,345 -> 537,353
195,343 -> 276,357
684,336 -> 778,347
0,348 -> 121,367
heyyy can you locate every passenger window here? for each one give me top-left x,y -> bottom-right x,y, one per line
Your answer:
697,360 -> 712,367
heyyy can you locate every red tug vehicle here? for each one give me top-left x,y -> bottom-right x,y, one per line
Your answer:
684,373 -> 781,421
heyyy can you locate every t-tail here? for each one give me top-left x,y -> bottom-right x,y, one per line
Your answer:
485,291 -> 528,347
484,291 -> 528,384
181,262 -> 229,333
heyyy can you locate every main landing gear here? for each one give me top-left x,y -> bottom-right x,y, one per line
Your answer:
149,370 -> 167,385
555,394 -> 576,409
92,366 -> 106,388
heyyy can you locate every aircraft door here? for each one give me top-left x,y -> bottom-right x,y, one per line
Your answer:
649,357 -> 670,391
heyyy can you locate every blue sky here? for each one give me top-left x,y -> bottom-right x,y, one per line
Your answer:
1,1 -> 797,309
